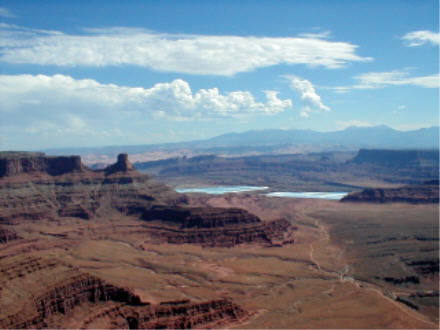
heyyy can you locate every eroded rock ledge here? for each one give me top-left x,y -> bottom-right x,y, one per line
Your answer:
82,298 -> 249,329
0,152 -> 184,224
0,152 -> 85,177
341,181 -> 439,204
144,206 -> 295,247
0,255 -> 249,329
0,152 -> 296,248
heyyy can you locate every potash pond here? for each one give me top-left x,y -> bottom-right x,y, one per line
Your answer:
266,191 -> 348,200
175,186 -> 269,194
176,186 -> 348,200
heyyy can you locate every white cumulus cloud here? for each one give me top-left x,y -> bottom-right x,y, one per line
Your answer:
0,74 -> 292,132
286,76 -> 330,117
0,25 -> 372,75
402,30 -> 440,47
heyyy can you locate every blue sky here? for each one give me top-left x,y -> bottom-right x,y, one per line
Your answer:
0,0 -> 438,150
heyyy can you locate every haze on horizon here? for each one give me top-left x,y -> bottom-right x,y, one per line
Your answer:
0,0 -> 438,150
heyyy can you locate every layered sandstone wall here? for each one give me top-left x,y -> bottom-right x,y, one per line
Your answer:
1,275 -> 144,329
0,153 -> 85,177
0,153 -> 184,224
0,152 -> 139,179
104,153 -> 135,175
82,298 -> 249,329
143,206 -> 261,228
143,205 -> 295,247
0,256 -> 249,329
0,152 -> 294,248
145,212 -> 295,247
341,183 -> 439,203
352,149 -> 439,166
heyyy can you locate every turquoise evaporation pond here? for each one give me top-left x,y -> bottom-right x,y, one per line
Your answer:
175,186 -> 269,194
266,191 -> 348,200
175,186 -> 347,200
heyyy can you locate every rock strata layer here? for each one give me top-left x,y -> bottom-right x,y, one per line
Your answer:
0,152 -> 295,248
82,298 -> 249,329
341,181 -> 439,204
144,206 -> 261,228
0,255 -> 249,329
0,152 -> 184,224
144,206 -> 295,247
0,152 -> 85,177
352,149 -> 439,166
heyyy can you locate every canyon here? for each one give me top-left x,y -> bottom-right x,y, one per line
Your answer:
0,255 -> 249,329
0,152 -> 295,328
0,151 -> 437,329
0,152 -> 293,247
133,149 -> 439,191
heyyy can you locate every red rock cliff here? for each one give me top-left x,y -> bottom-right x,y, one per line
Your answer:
144,206 -> 295,247
104,153 -> 135,175
0,152 -> 85,177
341,182 -> 439,204
0,152 -> 183,223
0,255 -> 249,329
0,152 -> 295,248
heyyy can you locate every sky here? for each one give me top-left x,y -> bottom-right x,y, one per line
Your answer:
0,0 -> 438,150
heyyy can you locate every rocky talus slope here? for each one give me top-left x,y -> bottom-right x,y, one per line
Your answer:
0,255 -> 249,329
341,180 -> 439,203
0,152 -> 295,247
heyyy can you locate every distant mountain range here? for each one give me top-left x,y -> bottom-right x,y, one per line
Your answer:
205,125 -> 439,149
44,125 -> 439,158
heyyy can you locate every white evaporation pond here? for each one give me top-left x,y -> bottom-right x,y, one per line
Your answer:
266,192 -> 348,200
176,186 -> 269,195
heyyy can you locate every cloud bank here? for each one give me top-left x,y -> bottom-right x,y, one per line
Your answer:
402,30 -> 440,47
286,76 -> 330,117
0,24 -> 372,75
0,74 -> 292,133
